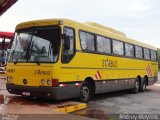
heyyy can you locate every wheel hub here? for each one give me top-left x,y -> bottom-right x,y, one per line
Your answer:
81,86 -> 89,99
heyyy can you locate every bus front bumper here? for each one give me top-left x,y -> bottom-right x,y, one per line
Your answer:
6,83 -> 81,100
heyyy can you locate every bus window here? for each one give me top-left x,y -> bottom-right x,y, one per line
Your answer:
113,39 -> 124,55
62,27 -> 75,63
10,33 -> 32,61
125,43 -> 134,57
97,35 -> 111,54
135,46 -> 143,59
31,27 -> 61,63
151,50 -> 157,61
9,26 -> 61,63
79,31 -> 95,52
144,48 -> 150,60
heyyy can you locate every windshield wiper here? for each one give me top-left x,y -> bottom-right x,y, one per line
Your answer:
14,56 -> 25,65
34,57 -> 40,65
14,58 -> 19,65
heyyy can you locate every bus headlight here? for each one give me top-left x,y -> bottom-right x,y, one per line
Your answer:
47,80 -> 51,85
41,79 -> 45,85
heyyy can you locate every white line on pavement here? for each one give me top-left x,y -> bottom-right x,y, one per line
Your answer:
154,84 -> 160,87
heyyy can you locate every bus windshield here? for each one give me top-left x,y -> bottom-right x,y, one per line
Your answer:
9,26 -> 61,63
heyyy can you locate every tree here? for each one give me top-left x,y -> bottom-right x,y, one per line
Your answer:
158,49 -> 160,70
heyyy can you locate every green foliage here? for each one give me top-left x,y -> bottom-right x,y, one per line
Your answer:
158,49 -> 160,61
158,49 -> 160,70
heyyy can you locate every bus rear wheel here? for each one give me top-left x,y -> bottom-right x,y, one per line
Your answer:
140,78 -> 147,92
79,81 -> 92,103
132,79 -> 140,94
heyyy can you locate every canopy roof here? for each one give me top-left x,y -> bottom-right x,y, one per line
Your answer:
0,0 -> 17,16
0,31 -> 14,39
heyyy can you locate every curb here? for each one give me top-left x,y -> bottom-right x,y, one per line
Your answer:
54,103 -> 87,113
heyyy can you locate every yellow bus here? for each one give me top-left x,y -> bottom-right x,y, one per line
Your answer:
6,19 -> 158,102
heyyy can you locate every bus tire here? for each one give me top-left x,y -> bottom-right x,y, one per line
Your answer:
79,81 -> 92,103
132,79 -> 140,94
140,78 -> 147,92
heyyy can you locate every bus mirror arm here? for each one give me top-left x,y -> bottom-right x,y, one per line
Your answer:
63,35 -> 70,50
62,33 -> 70,50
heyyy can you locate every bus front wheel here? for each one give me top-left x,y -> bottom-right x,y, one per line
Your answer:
79,81 -> 92,103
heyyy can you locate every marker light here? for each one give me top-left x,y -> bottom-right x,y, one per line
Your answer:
59,84 -> 67,87
75,83 -> 81,87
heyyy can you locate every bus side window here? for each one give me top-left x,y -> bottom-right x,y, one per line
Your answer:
135,46 -> 143,59
62,27 -> 75,63
151,50 -> 157,61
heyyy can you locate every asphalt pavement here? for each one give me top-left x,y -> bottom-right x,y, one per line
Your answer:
73,78 -> 160,119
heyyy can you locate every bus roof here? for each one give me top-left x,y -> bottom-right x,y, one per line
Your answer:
0,31 -> 14,39
85,22 -> 126,37
15,18 -> 157,51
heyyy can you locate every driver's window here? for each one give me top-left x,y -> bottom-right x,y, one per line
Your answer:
63,28 -> 74,53
62,27 -> 75,63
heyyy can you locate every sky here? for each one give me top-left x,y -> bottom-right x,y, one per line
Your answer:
0,0 -> 160,48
